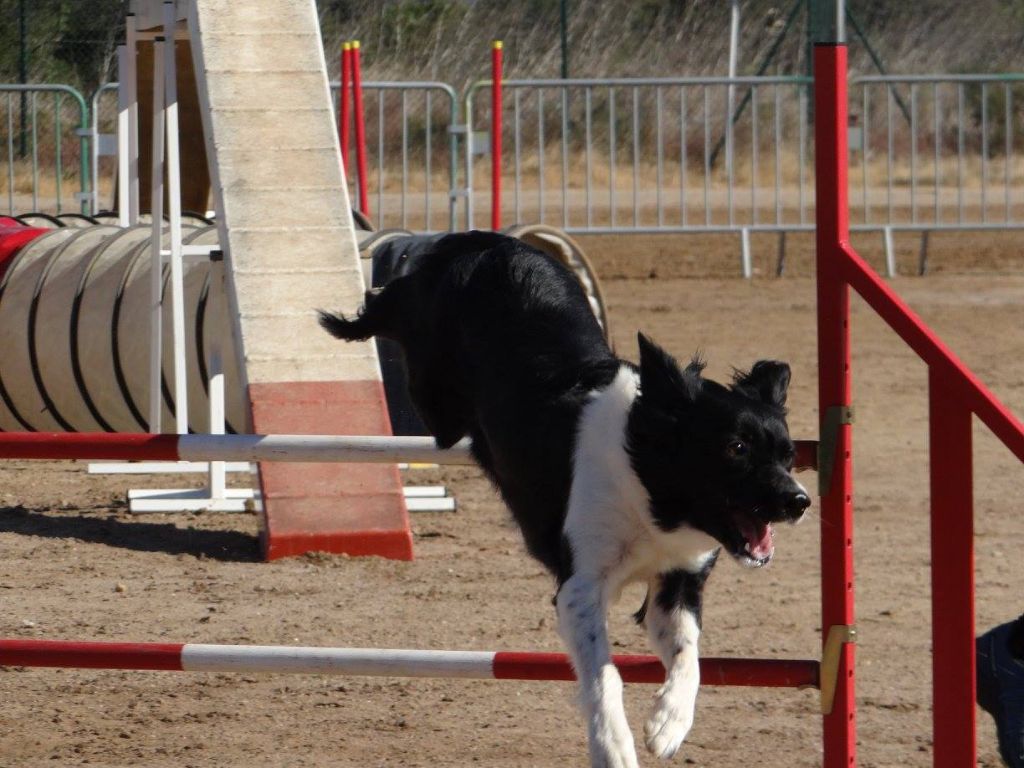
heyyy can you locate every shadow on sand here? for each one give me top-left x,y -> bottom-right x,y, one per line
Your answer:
0,505 -> 261,562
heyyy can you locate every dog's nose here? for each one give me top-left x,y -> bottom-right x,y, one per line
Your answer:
785,491 -> 811,517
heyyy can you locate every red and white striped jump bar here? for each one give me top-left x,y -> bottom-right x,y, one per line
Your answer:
0,433 -> 474,464
0,639 -> 819,688
0,433 -> 819,471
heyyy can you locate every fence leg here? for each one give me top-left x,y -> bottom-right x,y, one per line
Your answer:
775,230 -> 787,277
883,226 -> 896,277
740,227 -> 752,278
928,368 -> 976,768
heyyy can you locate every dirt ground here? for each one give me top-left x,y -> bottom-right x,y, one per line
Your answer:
2,229 -> 1023,768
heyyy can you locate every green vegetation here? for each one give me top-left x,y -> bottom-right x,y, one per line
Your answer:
2,0 -> 1023,93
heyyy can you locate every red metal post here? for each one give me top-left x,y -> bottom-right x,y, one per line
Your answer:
491,40 -> 503,230
339,42 -> 352,175
928,370 -> 976,767
351,40 -> 370,218
813,43 -> 857,768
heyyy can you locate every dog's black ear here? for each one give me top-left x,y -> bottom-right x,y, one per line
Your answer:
637,333 -> 703,405
733,360 -> 791,408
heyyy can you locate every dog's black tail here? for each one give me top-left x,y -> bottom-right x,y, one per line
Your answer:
318,284 -> 401,342
317,308 -> 373,341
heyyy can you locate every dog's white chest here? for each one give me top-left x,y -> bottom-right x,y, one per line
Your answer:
565,366 -> 718,593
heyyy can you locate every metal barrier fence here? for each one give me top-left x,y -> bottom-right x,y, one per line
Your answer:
20,74 -> 1024,268
464,75 -> 815,237
91,81 -> 460,232
850,74 -> 1024,229
1,85 -> 91,215
328,81 -> 459,232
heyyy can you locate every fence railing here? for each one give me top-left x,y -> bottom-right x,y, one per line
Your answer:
14,74 -> 1024,260
464,75 -> 815,234
850,74 -> 1024,230
90,80 -> 460,232
1,84 -> 91,215
329,80 -> 459,232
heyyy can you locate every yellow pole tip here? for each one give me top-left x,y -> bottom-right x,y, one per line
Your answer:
352,40 -> 361,49
342,42 -> 351,51
493,40 -> 503,50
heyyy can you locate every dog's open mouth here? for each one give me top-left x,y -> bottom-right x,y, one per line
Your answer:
734,515 -> 774,567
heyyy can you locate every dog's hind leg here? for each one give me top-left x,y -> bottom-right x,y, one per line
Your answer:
556,573 -> 639,768
640,562 -> 715,760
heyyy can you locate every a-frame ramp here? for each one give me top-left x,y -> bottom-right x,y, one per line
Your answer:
185,0 -> 412,560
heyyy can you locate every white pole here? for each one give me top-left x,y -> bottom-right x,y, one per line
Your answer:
126,13 -> 140,224
728,0 -> 740,80
726,0 -> 740,225
148,37 -> 166,434
163,1 -> 188,436
207,264 -> 227,500
836,0 -> 846,43
181,645 -> 497,679
178,435 -> 474,465
116,46 -> 130,227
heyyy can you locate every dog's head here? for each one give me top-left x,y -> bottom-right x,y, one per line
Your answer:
628,333 -> 810,567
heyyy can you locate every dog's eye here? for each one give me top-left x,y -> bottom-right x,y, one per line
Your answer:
725,440 -> 749,458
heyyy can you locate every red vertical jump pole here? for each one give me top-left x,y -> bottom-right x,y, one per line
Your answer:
351,40 -> 370,219
813,43 -> 857,768
339,42 -> 352,176
929,368 -> 976,767
491,40 -> 503,231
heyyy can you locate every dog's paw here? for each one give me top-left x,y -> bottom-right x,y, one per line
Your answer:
644,687 -> 695,760
590,711 -> 639,768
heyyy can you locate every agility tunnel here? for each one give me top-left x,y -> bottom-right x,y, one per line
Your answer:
0,218 -> 243,434
0,219 -> 609,437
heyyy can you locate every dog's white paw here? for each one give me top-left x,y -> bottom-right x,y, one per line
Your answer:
644,687 -> 695,760
590,710 -> 639,768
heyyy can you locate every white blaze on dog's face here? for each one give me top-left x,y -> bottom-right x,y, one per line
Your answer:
627,333 -> 810,567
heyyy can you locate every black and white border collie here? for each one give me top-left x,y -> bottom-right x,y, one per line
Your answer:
320,231 -> 810,767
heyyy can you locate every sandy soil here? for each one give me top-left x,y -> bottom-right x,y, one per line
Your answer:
2,231 -> 1023,767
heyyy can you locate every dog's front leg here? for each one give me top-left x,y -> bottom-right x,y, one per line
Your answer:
642,565 -> 713,760
556,573 -> 638,768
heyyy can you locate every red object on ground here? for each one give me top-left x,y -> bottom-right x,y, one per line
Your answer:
0,221 -> 48,282
351,41 -> 370,218
249,380 -> 412,562
490,40 -> 503,230
339,42 -> 352,174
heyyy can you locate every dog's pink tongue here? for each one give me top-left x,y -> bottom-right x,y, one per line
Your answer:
739,519 -> 774,560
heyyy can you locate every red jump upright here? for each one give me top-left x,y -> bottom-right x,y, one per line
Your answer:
813,41 -> 1024,768
351,40 -> 370,219
339,41 -> 353,174
812,44 -> 857,768
491,40 -> 503,230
